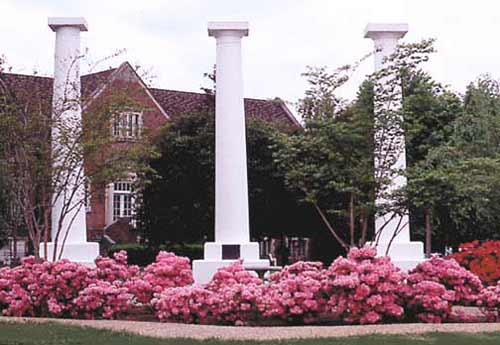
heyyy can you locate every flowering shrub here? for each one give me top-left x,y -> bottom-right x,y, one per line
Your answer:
477,281 -> 500,322
0,247 -> 490,325
402,280 -> 456,323
152,285 -> 216,324
0,257 -> 94,317
0,250 -> 194,319
142,251 -> 194,295
324,247 -> 406,324
407,256 -> 483,306
451,240 -> 500,286
207,260 -> 261,290
94,250 -> 140,282
205,262 -> 266,325
263,261 -> 327,324
153,262 -> 267,326
73,280 -> 133,319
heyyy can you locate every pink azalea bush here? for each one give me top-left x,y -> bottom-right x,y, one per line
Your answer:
402,280 -> 456,323
153,262 -> 266,325
0,247 -> 492,325
140,251 -> 193,294
403,256 -> 484,323
324,247 -> 406,324
406,257 -> 483,305
124,251 -> 194,305
73,280 -> 133,319
0,250 -> 194,319
263,261 -> 327,324
477,281 -> 500,322
152,285 -> 216,324
94,251 -> 140,282
206,262 -> 266,325
0,257 -> 93,317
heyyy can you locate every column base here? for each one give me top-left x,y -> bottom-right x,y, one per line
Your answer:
40,242 -> 100,266
373,241 -> 425,270
192,242 -> 270,284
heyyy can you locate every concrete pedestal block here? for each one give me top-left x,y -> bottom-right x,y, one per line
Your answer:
374,241 -> 425,270
40,241 -> 99,266
193,242 -> 269,284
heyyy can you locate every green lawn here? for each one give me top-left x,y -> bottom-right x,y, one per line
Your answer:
0,322 -> 499,345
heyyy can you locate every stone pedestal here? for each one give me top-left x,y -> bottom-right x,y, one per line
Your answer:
193,22 -> 269,284
41,17 -> 99,264
364,23 -> 424,269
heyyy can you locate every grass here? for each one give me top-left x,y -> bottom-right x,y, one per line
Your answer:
0,322 -> 499,345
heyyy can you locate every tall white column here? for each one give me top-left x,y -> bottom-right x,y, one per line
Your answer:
41,17 -> 99,264
212,22 -> 250,244
193,22 -> 269,284
364,23 -> 424,269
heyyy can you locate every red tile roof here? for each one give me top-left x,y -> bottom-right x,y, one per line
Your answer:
0,65 -> 299,126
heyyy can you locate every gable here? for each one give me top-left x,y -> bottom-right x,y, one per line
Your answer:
0,62 -> 300,128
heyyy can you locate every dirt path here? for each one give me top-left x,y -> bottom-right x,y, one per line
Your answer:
1,317 -> 500,340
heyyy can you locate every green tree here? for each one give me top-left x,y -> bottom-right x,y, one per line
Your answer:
0,56 -> 155,259
406,75 -> 500,251
401,70 -> 462,254
136,109 -> 318,246
272,40 -> 436,252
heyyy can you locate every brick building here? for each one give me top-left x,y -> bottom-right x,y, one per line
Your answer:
0,61 -> 299,245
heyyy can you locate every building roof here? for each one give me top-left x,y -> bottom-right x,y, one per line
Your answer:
0,63 -> 299,126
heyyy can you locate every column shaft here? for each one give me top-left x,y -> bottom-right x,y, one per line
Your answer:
214,32 -> 250,243
51,25 -> 87,244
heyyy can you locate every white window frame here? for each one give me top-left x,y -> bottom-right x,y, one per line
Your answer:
105,177 -> 137,228
113,111 -> 143,140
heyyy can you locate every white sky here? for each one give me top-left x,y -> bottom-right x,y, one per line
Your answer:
2,0 -> 500,111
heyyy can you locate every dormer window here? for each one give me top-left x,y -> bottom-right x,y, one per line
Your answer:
113,111 -> 142,140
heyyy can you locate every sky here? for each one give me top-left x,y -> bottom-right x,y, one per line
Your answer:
2,0 -> 500,115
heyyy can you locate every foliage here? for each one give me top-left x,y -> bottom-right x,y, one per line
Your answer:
402,256 -> 483,323
0,248 -> 493,325
73,280 -> 133,319
477,281 -> 500,322
324,247 -> 406,324
0,250 -> 192,318
407,256 -> 483,306
402,280 -> 455,323
137,110 -> 316,245
0,256 -> 94,317
141,251 -> 194,294
108,243 -> 203,266
406,75 -> 500,250
152,262 -> 266,325
272,40 -> 439,251
0,57 -> 156,260
451,240 -> 500,286
260,261 -> 325,324
154,248 -> 480,326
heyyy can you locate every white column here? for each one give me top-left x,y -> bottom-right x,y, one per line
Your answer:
41,17 -> 99,264
211,23 -> 250,243
193,22 -> 269,284
364,23 -> 424,269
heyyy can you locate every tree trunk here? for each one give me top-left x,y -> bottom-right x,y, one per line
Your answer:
424,208 -> 432,257
313,202 -> 350,252
359,209 -> 368,246
349,193 -> 355,247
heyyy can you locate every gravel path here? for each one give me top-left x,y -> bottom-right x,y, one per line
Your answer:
1,317 -> 500,340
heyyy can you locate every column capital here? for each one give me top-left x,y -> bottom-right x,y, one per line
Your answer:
48,17 -> 88,32
208,21 -> 249,38
364,23 -> 408,40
